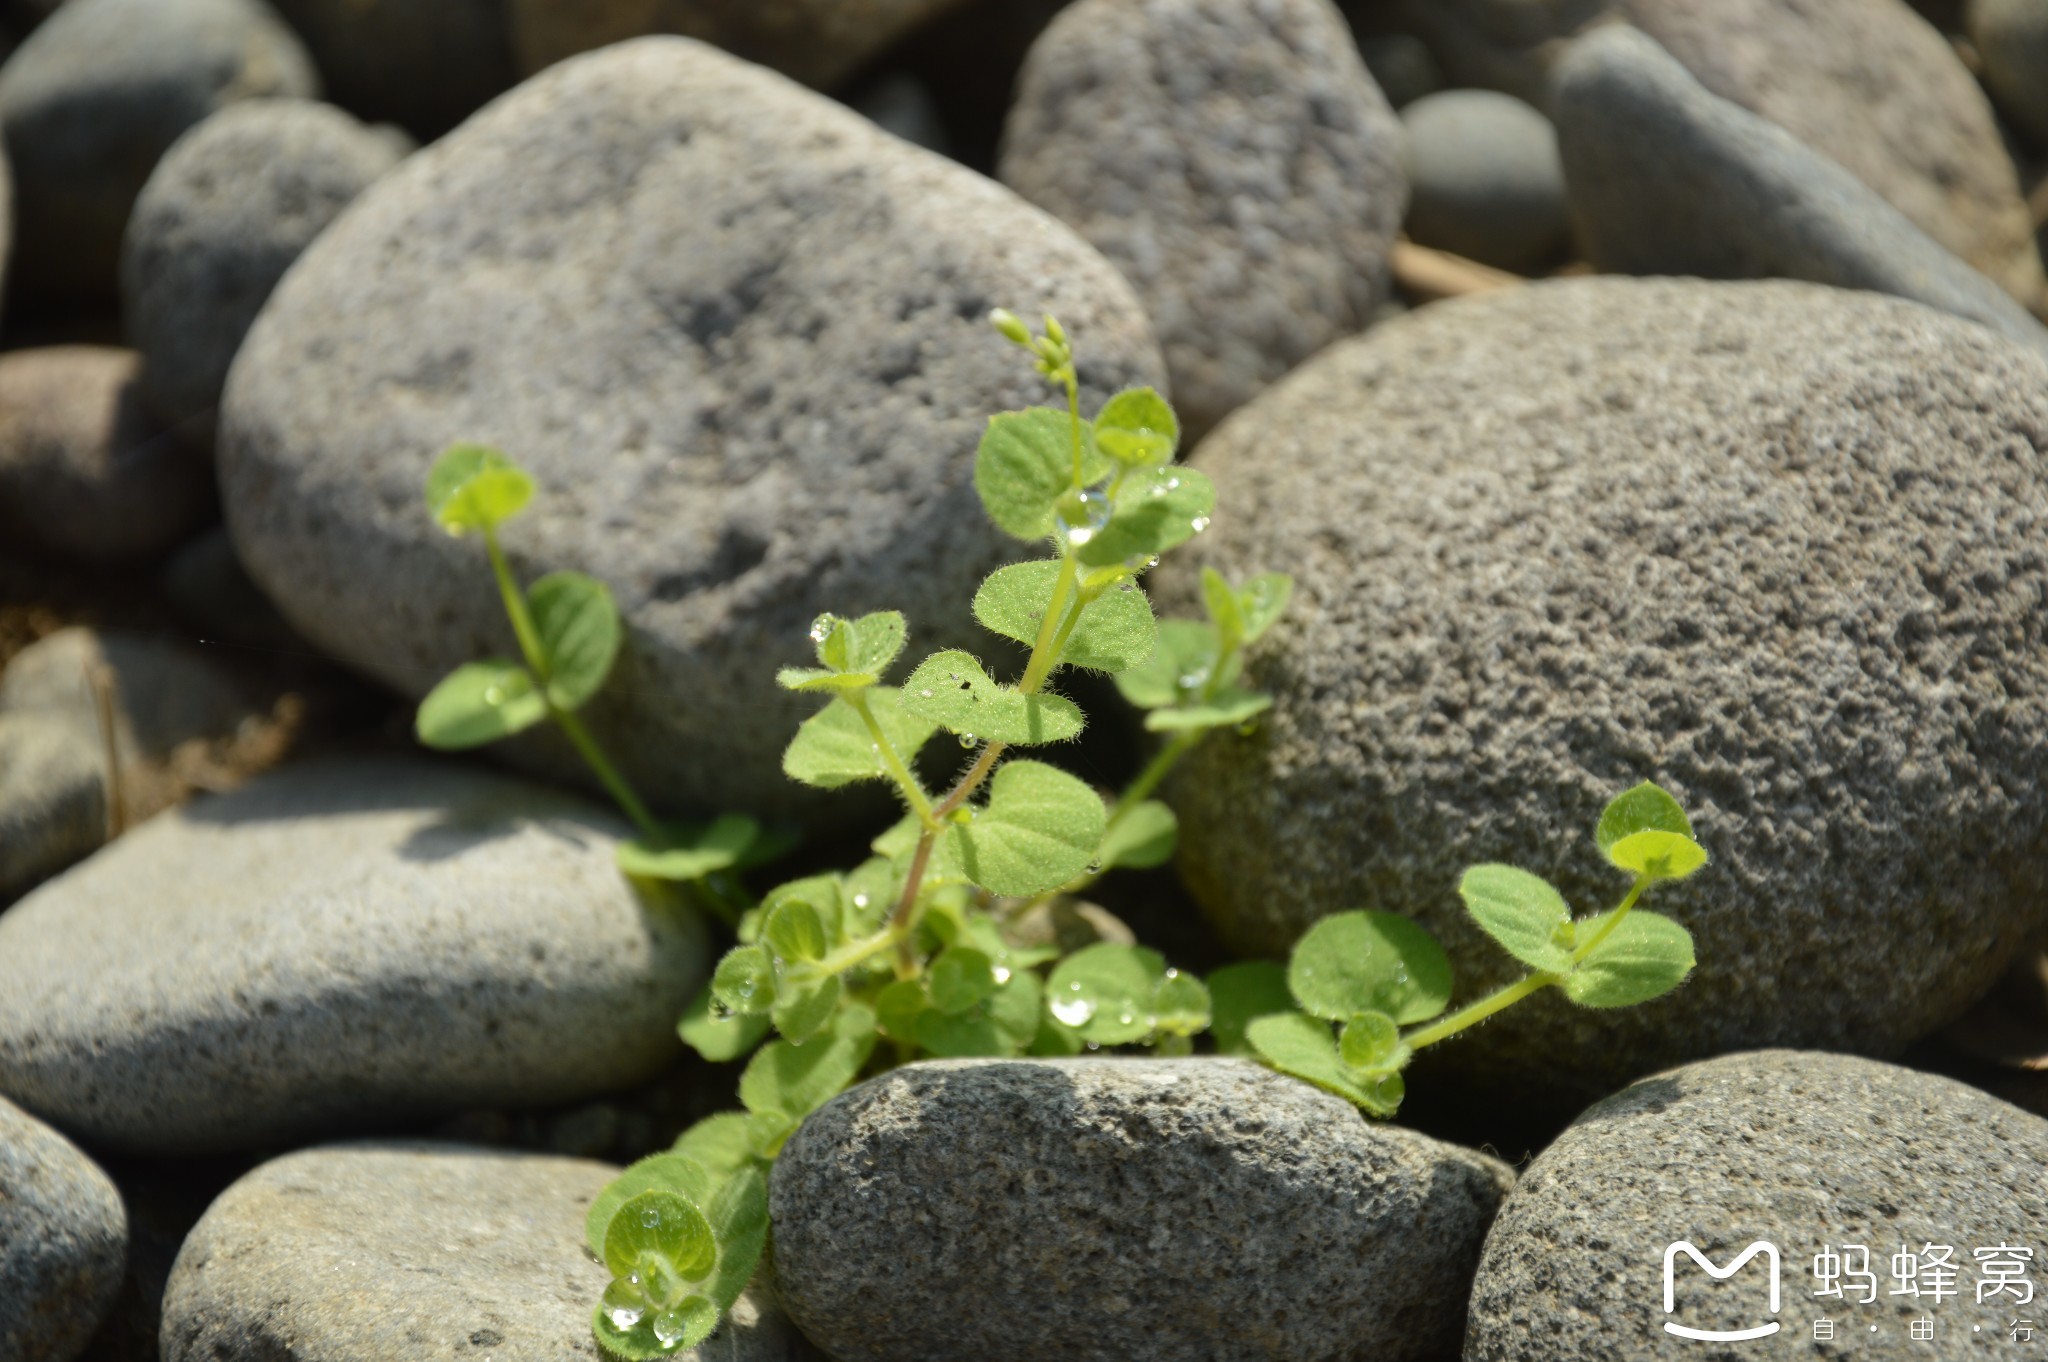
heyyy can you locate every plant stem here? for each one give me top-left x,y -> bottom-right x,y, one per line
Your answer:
1110,731 -> 1200,823
813,923 -> 909,977
1403,973 -> 1557,1051
1020,556 -> 1078,694
1570,875 -> 1650,963
847,688 -> 934,824
553,705 -> 664,844
483,528 -> 547,674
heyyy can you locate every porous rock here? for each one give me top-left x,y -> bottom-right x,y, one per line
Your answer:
0,1094 -> 128,1362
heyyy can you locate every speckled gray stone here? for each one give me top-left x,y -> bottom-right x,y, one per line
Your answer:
1001,0 -> 1404,439
0,755 -> 709,1154
0,347 -> 211,564
266,0 -> 515,137
1,626 -> 261,767
1970,0 -> 2048,147
220,38 -> 1162,820
162,1141 -> 815,1362
122,100 -> 408,445
0,713 -> 102,901
0,1095 -> 127,1362
772,1058 -> 1513,1362
0,0 -> 317,301
1465,1051 -> 2048,1360
1553,27 -> 2048,360
1160,277 -> 2048,1108
1401,89 -> 1567,273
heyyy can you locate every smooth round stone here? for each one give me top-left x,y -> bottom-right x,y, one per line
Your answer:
772,1058 -> 1513,1362
1158,276 -> 2048,1108
0,712 -> 103,900
0,755 -> 710,1153
0,1095 -> 128,1362
1401,88 -> 1568,273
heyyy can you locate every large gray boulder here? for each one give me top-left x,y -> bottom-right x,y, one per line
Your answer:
0,1095 -> 128,1362
1001,0 -> 1405,439
0,755 -> 709,1153
772,1058 -> 1513,1362
1552,26 -> 2048,361
1160,277 -> 2048,1108
122,100 -> 409,447
1465,1051 -> 2048,1360
0,0 -> 318,301
219,37 -> 1162,819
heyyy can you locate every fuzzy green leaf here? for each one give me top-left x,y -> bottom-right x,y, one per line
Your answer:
603,1190 -> 715,1281
1246,1012 -> 1405,1117
671,1113 -> 755,1183
737,1007 -> 876,1128
1238,573 -> 1293,643
617,814 -> 760,882
1093,387 -> 1179,466
770,974 -> 840,1044
1115,620 -> 1223,710
703,1165 -> 770,1310
1563,910 -> 1696,1007
956,759 -> 1106,896
972,561 -> 1158,674
1075,466 -> 1216,567
1045,942 -> 1165,1046
677,985 -> 771,1063
585,1154 -> 712,1260
1458,865 -> 1574,974
764,898 -> 828,964
425,442 -> 533,535
1143,688 -> 1271,733
782,689 -> 935,789
710,945 -> 775,1016
1339,1010 -> 1407,1075
1287,910 -> 1453,1025
807,610 -> 907,677
973,407 -> 1106,540
1207,961 -> 1294,1056
928,946 -> 998,1015
900,651 -> 1083,746
776,667 -> 875,694
1201,568 -> 1245,645
1096,800 -> 1177,870
415,659 -> 547,749
916,1010 -> 1016,1057
1150,968 -> 1211,1037
1596,782 -> 1692,853
1605,829 -> 1708,882
875,978 -> 929,1042
528,571 -> 620,709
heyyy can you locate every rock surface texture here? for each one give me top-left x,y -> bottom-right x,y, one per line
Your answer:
772,1058 -> 1513,1362
1400,89 -> 1567,274
1465,1051 -> 2048,1360
0,756 -> 709,1153
1552,27 -> 2048,360
1001,0 -> 1405,438
123,100 -> 409,444
0,0 -> 318,301
220,37 -> 1163,818
1161,277 -> 2048,1106
0,1095 -> 128,1362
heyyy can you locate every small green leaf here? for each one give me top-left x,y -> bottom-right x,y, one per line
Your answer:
1207,960 -> 1293,1055
1605,829 -> 1708,882
677,985 -> 771,1062
1092,387 -> 1179,466
711,945 -> 775,1016
928,946 -> 998,1015
764,899 -> 828,964
777,666 -> 876,693
973,407 -> 1107,540
956,759 -> 1107,896
770,974 -> 840,1044
1287,911 -> 1453,1024
900,650 -> 1084,746
1144,688 -> 1271,733
415,659 -> 547,749
1096,800 -> 1177,870
1563,910 -> 1696,1008
972,561 -> 1158,674
783,689 -> 936,789
1115,620 -> 1223,710
1075,466 -> 1216,567
1201,567 -> 1245,645
704,1166 -> 770,1312
1338,1010 -> 1407,1075
603,1190 -> 715,1281
989,969 -> 1043,1044
737,1007 -> 875,1128
1237,573 -> 1293,643
875,978 -> 929,1041
528,571 -> 620,709
425,442 -> 534,535
1246,1012 -> 1404,1116
671,1113 -> 755,1185
1150,968 -> 1211,1037
808,610 -> 907,678
1458,865 -> 1574,974
616,814 -> 760,882
1045,942 -> 1165,1046
1596,781 -> 1692,853
585,1154 -> 712,1259
916,1010 -> 1015,1057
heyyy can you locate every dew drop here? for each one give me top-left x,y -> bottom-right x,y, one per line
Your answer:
852,893 -> 870,910
1050,983 -> 1096,1027
651,1310 -> 689,1349
483,686 -> 505,705
991,965 -> 1012,984
603,1281 -> 647,1331
1085,860 -> 1102,874
958,732 -> 978,748
1057,488 -> 1112,546
808,612 -> 839,645
640,1205 -> 662,1230
1190,515 -> 1211,534
919,688 -> 934,699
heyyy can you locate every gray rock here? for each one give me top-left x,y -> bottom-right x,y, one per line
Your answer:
1401,89 -> 1568,273
0,347 -> 211,564
0,626 -> 261,768
1969,0 -> 2048,147
162,1141 -> 815,1362
1553,27 -> 2048,360
1465,1051 -> 2048,1360
1001,0 -> 1405,439
219,37 -> 1163,820
507,0 -> 967,91
0,713 -> 103,901
1400,0 -> 2045,307
0,755 -> 710,1153
850,71 -> 950,155
0,0 -> 318,301
1159,277 -> 2048,1108
158,526 -> 302,652
266,0 -> 515,138
122,100 -> 408,445
1358,32 -> 1442,108
772,1057 -> 1513,1362
0,1094 -> 128,1362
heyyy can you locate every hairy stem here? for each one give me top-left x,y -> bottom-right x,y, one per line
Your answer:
1570,875 -> 1650,963
553,706 -> 664,845
847,687 -> 934,824
483,528 -> 547,674
1403,973 -> 1556,1052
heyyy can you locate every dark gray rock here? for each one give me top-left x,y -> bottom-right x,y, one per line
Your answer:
267,0 -> 515,138
0,0 -> 317,301
158,526 -> 302,652
1401,88 -> 1567,273
0,755 -> 710,1153
0,1095 -> 127,1362
0,347 -> 211,564
1358,32 -> 1442,108
220,37 -> 1162,820
1465,1051 -> 2048,1360
0,712 -> 102,901
122,100 -> 408,445
1969,0 -> 2048,147
1001,0 -> 1404,439
162,1141 -> 816,1362
850,72 -> 950,155
772,1058 -> 1513,1362
1160,277 -> 2048,1107
1553,26 -> 2048,360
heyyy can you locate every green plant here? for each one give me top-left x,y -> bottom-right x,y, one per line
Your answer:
1212,782 -> 1704,1114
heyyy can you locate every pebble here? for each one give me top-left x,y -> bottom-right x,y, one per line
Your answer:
0,1094 -> 128,1362
1401,88 -> 1569,273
